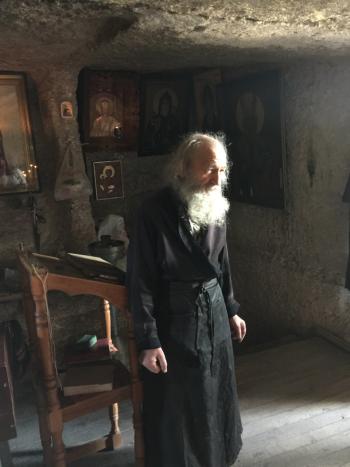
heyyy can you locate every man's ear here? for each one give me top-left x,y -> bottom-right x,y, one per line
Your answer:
176,159 -> 186,181
181,155 -> 194,180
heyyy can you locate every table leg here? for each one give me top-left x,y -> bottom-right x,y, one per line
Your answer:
103,300 -> 118,352
106,403 -> 122,450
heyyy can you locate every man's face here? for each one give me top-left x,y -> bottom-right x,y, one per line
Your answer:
188,142 -> 227,192
101,100 -> 110,115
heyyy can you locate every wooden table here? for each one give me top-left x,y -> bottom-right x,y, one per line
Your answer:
17,250 -> 144,467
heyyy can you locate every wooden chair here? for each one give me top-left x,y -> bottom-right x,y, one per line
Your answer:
17,249 -> 144,467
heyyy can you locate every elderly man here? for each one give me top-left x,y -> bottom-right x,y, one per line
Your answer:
127,133 -> 246,467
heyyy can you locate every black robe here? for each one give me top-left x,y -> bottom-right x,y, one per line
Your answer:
127,186 -> 243,467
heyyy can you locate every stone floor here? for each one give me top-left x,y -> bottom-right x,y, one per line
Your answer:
236,337 -> 350,467
7,336 -> 350,467
9,379 -> 135,467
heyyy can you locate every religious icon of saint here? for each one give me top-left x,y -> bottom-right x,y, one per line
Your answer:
235,92 -> 272,201
90,97 -> 122,137
99,164 -> 117,195
145,89 -> 180,154
93,160 -> 123,200
60,101 -> 74,119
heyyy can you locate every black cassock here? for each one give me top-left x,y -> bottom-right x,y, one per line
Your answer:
127,186 -> 243,467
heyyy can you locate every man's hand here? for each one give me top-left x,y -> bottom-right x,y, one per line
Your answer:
229,315 -> 246,343
140,347 -> 168,374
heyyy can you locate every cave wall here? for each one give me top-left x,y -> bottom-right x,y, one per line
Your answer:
2,58 -> 350,359
0,67 -> 98,360
0,68 -> 97,265
229,60 -> 350,344
0,65 -> 169,362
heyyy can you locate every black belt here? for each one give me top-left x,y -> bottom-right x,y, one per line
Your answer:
196,279 -> 219,374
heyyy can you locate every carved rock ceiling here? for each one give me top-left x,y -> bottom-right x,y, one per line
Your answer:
0,0 -> 350,72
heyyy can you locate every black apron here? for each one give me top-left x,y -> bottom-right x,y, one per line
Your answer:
142,278 -> 243,467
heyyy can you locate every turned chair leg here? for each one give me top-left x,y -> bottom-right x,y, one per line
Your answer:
51,429 -> 66,467
106,403 -> 122,450
34,381 -> 53,466
37,407 -> 53,466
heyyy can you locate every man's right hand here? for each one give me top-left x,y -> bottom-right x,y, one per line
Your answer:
140,347 -> 168,374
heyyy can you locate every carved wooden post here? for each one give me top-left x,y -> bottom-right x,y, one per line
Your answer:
31,275 -> 65,467
20,263 -> 53,466
107,403 -> 122,449
103,299 -> 118,352
105,297 -> 121,451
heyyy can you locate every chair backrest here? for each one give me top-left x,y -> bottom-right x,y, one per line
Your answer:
17,249 -> 61,394
17,249 -> 135,391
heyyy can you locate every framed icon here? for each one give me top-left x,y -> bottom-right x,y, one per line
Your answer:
60,101 -> 74,119
139,74 -> 190,156
0,72 -> 39,195
79,69 -> 139,151
220,70 -> 286,209
92,159 -> 124,200
193,69 -> 222,133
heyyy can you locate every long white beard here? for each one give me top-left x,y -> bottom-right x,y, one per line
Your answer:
180,185 -> 230,229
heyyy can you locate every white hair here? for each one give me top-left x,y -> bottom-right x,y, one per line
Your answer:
166,132 -> 230,229
185,186 -> 230,230
165,132 -> 229,188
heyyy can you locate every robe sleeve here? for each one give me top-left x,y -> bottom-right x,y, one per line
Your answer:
220,242 -> 240,318
126,208 -> 161,351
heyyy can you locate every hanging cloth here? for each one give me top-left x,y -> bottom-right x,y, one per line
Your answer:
54,138 -> 91,201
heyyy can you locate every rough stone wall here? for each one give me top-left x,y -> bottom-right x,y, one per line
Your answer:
0,67 -> 96,264
1,0 -> 350,364
229,60 -> 350,344
2,56 -> 350,359
0,62 -> 171,363
0,67 -> 98,361
3,1 -> 350,72
31,68 -> 96,253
